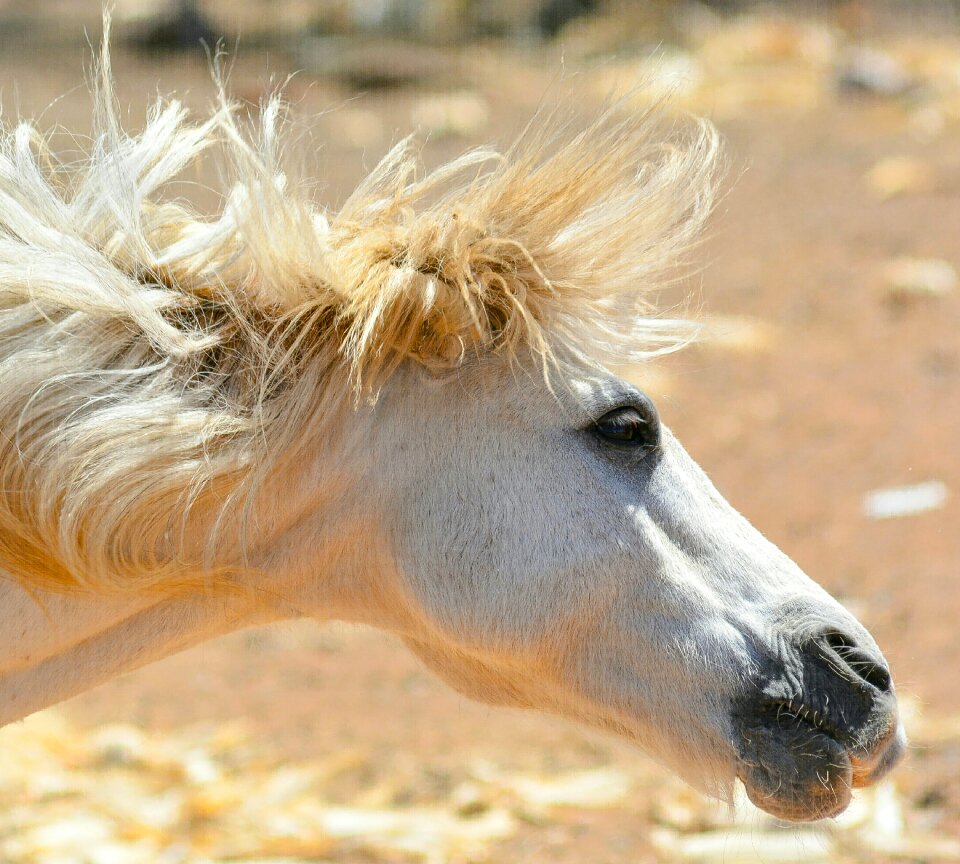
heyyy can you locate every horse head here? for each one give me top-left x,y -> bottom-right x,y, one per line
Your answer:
0,33 -> 903,820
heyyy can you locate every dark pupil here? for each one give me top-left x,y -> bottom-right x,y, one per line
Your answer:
598,408 -> 645,441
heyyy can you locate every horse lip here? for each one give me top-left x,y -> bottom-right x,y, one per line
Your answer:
749,694 -> 904,767
734,719 -> 853,821
732,694 -> 904,821
757,697 -> 845,742
849,721 -> 907,787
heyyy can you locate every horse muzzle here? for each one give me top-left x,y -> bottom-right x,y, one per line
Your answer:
732,622 -> 906,821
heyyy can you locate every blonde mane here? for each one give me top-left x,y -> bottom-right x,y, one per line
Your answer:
0,34 -> 720,595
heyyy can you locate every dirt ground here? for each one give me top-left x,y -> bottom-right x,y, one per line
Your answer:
2,5 -> 959,863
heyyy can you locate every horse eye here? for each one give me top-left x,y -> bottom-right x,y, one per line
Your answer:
592,402 -> 660,448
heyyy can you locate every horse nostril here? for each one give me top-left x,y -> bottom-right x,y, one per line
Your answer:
821,630 -> 893,694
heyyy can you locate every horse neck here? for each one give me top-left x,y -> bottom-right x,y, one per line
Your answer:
0,466 -> 288,725
0,576 -> 280,727
0,432 -> 405,727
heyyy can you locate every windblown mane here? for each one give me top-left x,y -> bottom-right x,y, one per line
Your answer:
0,34 -> 720,594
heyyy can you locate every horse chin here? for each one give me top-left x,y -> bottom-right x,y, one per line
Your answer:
736,723 -> 853,821
734,710 -> 907,822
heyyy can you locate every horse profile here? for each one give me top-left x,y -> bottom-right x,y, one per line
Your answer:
0,33 -> 904,823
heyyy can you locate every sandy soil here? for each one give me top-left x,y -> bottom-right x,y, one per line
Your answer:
2,9 -> 958,861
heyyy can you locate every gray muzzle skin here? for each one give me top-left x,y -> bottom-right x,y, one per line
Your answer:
733,618 -> 905,821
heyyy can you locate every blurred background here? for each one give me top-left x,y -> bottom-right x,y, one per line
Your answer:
0,1 -> 958,862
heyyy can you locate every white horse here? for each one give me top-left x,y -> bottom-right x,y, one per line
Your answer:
0,35 -> 904,823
